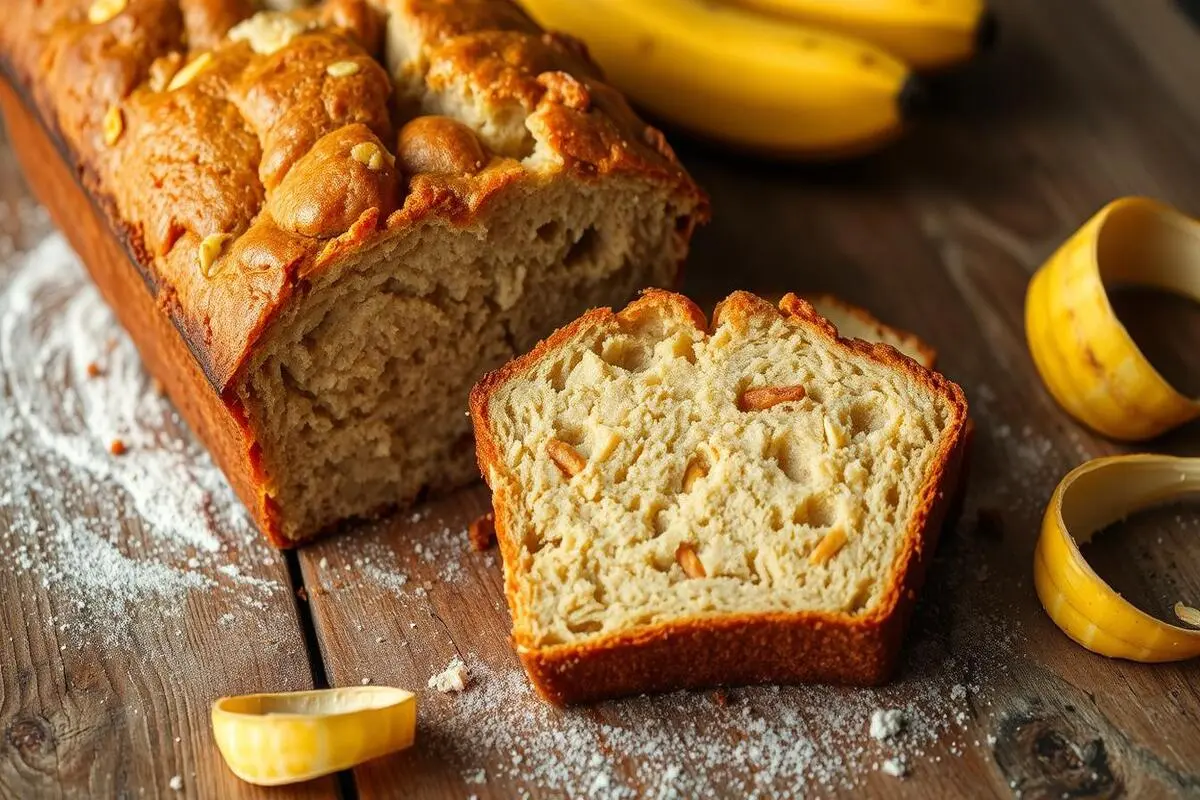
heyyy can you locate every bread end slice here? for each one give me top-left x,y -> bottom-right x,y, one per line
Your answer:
470,290 -> 969,704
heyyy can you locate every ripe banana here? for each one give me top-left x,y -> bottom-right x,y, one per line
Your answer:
519,0 -> 920,157
732,0 -> 995,71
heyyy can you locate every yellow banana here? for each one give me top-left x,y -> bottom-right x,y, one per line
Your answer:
519,0 -> 919,157
731,0 -> 995,71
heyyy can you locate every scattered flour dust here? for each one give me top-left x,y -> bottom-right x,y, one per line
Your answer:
418,628 -> 1010,800
0,233 -> 282,645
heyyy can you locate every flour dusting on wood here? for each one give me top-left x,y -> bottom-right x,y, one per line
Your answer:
0,233 -> 283,644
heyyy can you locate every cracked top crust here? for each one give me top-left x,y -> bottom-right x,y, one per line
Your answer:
1,0 -> 705,391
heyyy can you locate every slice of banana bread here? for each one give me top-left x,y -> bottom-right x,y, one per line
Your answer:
470,290 -> 969,704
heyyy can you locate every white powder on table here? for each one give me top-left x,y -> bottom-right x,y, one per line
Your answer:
0,234 -> 283,645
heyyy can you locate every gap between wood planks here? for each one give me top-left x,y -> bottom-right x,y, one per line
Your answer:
285,549 -> 360,800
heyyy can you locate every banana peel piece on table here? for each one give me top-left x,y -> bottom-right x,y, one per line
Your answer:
211,687 -> 416,786
1034,456 -> 1200,663
1026,197 -> 1200,441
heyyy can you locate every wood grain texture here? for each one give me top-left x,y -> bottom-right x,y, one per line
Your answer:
3,0 -> 1200,796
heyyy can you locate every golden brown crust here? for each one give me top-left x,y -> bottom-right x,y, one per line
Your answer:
469,289 -> 969,704
1,0 -> 707,546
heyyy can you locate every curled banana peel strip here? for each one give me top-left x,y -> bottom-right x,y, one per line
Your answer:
211,687 -> 416,786
1034,455 -> 1200,662
1026,197 -> 1200,441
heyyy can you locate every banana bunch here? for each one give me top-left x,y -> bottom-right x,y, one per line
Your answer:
518,0 -> 993,156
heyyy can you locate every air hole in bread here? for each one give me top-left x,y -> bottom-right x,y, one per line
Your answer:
566,618 -> 603,634
651,503 -> 669,537
536,220 -> 562,243
848,400 -> 887,437
598,335 -> 651,373
805,494 -> 838,529
767,506 -> 784,532
770,433 -> 812,484
884,484 -> 900,510
674,213 -> 691,234
554,425 -> 585,448
565,225 -> 600,268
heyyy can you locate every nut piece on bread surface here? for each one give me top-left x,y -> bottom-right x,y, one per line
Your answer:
470,290 -> 969,704
0,0 -> 707,545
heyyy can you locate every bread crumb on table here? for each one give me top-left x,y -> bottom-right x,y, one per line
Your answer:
168,775 -> 183,791
428,657 -> 469,693
869,708 -> 906,740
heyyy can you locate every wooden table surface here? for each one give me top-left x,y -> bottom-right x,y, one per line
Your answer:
4,0 -> 1200,797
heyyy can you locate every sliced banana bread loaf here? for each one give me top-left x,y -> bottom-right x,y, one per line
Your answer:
0,0 -> 706,544
470,290 -> 968,703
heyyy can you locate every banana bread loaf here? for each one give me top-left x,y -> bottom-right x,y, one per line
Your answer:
0,0 -> 706,545
470,290 -> 968,703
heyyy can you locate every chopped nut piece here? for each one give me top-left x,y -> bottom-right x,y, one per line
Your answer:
1175,602 -> 1200,628
109,439 -> 127,456
468,512 -> 496,551
228,11 -> 308,55
738,384 -> 806,411
198,232 -> 234,279
823,417 -> 846,449
675,542 -> 707,578
88,0 -> 126,25
350,141 -> 393,171
148,54 -> 182,92
546,438 -> 586,477
102,105 -> 124,146
681,454 -> 709,491
326,60 -> 361,77
167,52 -> 213,91
809,527 -> 847,565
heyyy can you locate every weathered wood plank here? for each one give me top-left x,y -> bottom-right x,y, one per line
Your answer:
0,125 -> 333,800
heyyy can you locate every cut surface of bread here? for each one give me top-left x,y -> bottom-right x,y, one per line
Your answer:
1,0 -> 705,544
471,290 -> 969,703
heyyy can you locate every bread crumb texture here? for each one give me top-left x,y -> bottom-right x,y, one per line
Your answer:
477,291 -> 966,650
